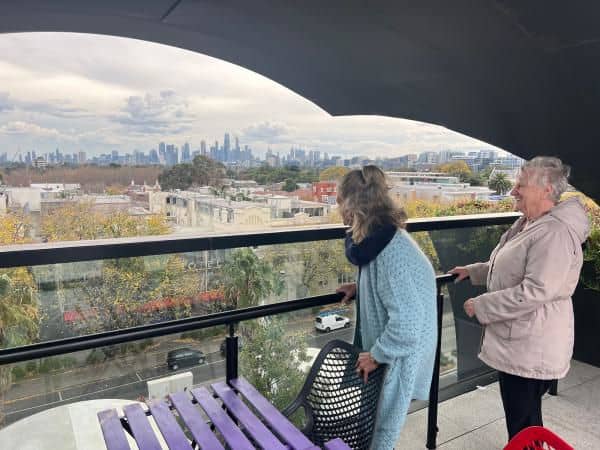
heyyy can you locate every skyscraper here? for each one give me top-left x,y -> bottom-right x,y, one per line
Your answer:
182,142 -> 191,162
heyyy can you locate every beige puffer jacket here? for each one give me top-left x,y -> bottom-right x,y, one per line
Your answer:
466,197 -> 590,380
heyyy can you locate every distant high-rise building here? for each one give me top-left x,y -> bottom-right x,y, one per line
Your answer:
149,149 -> 159,164
200,140 -> 207,156
165,144 -> 178,165
182,142 -> 191,162
78,151 -> 86,164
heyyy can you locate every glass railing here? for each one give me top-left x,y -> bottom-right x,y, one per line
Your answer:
0,213 -> 520,447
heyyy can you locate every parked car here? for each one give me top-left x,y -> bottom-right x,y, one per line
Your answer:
315,314 -> 350,332
167,347 -> 206,370
220,338 -> 243,356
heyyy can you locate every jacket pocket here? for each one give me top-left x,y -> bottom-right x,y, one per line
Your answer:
509,311 -> 540,340
489,321 -> 511,340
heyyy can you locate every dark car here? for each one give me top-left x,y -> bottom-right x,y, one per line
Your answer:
167,347 -> 206,370
219,338 -> 243,356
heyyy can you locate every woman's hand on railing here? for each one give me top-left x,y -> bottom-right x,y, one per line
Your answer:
448,266 -> 470,283
336,283 -> 357,304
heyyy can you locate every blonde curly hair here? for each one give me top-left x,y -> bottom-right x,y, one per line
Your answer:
337,165 -> 407,243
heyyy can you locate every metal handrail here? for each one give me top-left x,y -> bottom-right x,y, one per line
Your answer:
0,274 -> 460,365
0,213 -> 520,268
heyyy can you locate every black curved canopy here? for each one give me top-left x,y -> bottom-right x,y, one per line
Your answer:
2,1 -> 599,198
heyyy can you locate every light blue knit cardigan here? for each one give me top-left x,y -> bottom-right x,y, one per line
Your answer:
354,230 -> 438,450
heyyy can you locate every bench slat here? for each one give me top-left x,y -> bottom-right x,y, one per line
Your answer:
148,400 -> 192,450
191,387 -> 254,450
123,404 -> 162,450
98,409 -> 130,450
229,377 -> 314,450
324,438 -> 352,450
212,381 -> 287,450
169,391 -> 224,450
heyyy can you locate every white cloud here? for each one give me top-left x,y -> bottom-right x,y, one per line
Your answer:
0,121 -> 74,141
0,32 -> 502,158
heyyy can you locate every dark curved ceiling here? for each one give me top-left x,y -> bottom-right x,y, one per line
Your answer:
2,1 -> 600,198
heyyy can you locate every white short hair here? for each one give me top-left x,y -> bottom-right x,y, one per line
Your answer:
522,156 -> 570,203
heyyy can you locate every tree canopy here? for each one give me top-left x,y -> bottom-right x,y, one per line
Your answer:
436,161 -> 472,182
319,166 -> 349,182
159,155 -> 226,191
488,173 -> 513,195
41,203 -> 170,241
237,165 -> 318,186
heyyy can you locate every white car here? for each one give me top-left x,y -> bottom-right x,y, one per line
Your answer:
315,314 -> 350,332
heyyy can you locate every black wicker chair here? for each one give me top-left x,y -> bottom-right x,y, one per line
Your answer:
282,339 -> 386,450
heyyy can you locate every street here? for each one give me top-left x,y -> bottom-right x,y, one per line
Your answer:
1,325 -> 356,427
1,313 -> 457,428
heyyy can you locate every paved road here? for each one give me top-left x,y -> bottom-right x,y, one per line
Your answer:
2,316 -> 457,428
1,326 -> 356,426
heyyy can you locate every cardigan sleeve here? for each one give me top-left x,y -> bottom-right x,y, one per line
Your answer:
369,252 -> 429,365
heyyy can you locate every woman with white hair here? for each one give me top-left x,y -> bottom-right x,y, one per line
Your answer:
336,165 -> 437,449
450,156 -> 590,441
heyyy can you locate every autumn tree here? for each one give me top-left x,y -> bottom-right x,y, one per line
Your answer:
78,255 -> 202,334
0,213 -> 39,424
42,203 -> 170,241
319,166 -> 349,182
0,212 -> 31,244
436,161 -> 472,182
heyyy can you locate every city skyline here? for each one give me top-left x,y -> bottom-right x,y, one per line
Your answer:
0,32 -> 507,160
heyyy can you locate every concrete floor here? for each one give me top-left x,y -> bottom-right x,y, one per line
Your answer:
397,359 -> 600,449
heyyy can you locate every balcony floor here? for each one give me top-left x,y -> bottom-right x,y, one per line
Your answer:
398,360 -> 600,449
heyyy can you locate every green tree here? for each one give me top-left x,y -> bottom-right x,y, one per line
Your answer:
282,178 -> 298,192
159,155 -> 226,191
219,249 -> 283,309
220,248 -> 308,416
239,318 -> 309,413
488,173 -> 513,195
237,165 -> 318,186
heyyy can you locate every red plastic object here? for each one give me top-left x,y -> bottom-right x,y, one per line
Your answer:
503,426 -> 574,450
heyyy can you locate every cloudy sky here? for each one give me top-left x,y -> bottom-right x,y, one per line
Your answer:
0,32 -> 503,159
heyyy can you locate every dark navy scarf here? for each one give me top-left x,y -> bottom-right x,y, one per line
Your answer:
344,223 -> 397,267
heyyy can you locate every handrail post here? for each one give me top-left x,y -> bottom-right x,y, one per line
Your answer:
226,322 -> 239,384
426,288 -> 444,449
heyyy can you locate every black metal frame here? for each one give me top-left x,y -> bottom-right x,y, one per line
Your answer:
0,213 -> 520,268
0,214 -> 521,448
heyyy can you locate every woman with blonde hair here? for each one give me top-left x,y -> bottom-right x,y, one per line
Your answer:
336,165 -> 438,449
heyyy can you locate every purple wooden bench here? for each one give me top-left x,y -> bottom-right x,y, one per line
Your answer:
97,377 -> 351,450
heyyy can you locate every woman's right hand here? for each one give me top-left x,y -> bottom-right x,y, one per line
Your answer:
448,266 -> 470,282
336,282 -> 357,304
